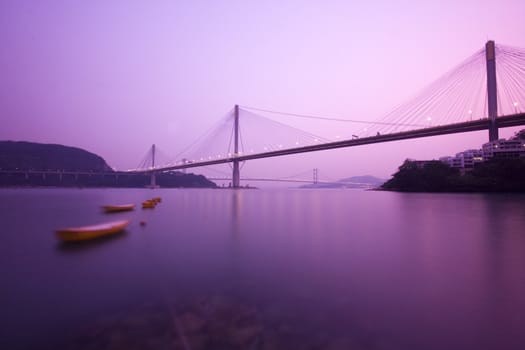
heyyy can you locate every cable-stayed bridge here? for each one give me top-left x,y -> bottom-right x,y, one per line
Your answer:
131,41 -> 525,188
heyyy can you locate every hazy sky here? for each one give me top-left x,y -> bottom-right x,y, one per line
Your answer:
1,0 -> 525,184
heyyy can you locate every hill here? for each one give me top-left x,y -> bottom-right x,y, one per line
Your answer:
0,141 -> 112,172
337,175 -> 386,187
300,175 -> 386,189
0,141 -> 216,188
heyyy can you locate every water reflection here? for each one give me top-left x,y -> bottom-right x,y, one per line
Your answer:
2,189 -> 525,350
231,190 -> 241,238
55,230 -> 129,254
391,193 -> 525,349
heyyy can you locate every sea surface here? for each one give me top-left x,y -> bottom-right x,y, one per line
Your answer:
1,188 -> 525,350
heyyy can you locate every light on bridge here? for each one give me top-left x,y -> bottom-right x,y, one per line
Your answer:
514,101 -> 519,113
468,110 -> 473,120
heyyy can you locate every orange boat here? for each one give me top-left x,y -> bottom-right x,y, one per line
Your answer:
56,220 -> 130,242
102,204 -> 135,213
142,200 -> 156,209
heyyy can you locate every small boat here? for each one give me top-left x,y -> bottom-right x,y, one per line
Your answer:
152,197 -> 162,203
102,204 -> 135,213
56,220 -> 130,242
142,200 -> 156,209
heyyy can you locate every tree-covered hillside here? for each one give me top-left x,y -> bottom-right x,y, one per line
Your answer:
0,141 -> 112,172
0,141 -> 217,188
382,158 -> 525,192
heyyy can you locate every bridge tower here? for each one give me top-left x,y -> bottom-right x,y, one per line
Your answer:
149,144 -> 157,188
486,40 -> 498,141
232,105 -> 240,188
313,168 -> 319,185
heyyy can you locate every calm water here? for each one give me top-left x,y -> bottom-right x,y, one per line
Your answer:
1,188 -> 525,350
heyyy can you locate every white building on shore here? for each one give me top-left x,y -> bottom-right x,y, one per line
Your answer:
439,130 -> 525,170
482,139 -> 525,160
440,149 -> 483,170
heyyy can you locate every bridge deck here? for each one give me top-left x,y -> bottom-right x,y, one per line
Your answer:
136,112 -> 525,173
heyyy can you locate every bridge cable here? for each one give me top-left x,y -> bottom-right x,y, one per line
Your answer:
240,105 -> 424,128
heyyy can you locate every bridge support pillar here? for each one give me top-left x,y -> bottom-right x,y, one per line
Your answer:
486,40 -> 498,141
150,172 -> 157,188
233,160 -> 240,188
232,105 -> 241,188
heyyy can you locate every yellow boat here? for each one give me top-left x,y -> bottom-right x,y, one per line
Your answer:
55,220 -> 130,242
142,200 -> 156,209
102,204 -> 135,213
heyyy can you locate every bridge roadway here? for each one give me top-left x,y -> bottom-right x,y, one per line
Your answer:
136,112 -> 525,173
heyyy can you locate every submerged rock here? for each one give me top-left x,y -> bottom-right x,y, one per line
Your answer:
62,294 -> 363,350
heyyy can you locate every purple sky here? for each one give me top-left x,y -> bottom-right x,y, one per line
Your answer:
2,0 -> 525,183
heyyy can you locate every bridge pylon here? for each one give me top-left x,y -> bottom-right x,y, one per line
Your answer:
149,144 -> 158,188
486,40 -> 498,141
232,105 -> 240,188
